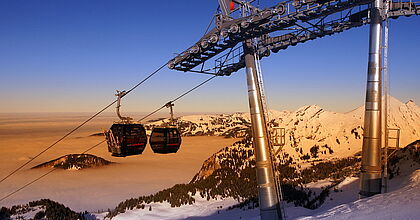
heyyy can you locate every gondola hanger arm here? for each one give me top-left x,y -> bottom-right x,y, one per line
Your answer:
115,90 -> 133,122
165,101 -> 175,126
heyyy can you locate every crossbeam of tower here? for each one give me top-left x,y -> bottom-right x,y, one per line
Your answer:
168,0 -> 419,76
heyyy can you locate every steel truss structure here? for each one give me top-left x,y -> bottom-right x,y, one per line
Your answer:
168,0 -> 419,76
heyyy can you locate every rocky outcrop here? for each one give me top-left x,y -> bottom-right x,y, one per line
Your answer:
191,154 -> 221,182
388,140 -> 420,179
32,154 -> 113,170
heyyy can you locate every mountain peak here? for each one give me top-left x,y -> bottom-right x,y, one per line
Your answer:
388,96 -> 419,108
406,99 -> 416,106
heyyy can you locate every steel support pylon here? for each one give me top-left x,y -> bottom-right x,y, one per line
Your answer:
360,0 -> 383,197
243,40 -> 283,220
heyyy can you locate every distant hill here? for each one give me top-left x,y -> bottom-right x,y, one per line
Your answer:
0,199 -> 91,220
32,154 -> 113,170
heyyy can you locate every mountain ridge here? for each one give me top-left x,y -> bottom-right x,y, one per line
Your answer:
147,96 -> 419,162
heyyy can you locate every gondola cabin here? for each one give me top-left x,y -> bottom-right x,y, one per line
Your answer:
104,123 -> 147,157
150,127 -> 181,154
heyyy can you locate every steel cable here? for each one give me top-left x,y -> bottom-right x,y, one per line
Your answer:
138,75 -> 218,122
137,46 -> 235,122
0,69 -> 219,202
0,62 -> 168,185
0,24 -> 235,199
0,54 -> 226,201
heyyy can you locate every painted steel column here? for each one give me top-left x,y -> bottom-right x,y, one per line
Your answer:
243,40 -> 282,220
360,0 -> 383,197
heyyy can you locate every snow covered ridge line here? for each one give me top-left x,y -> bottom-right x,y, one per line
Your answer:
144,112 -> 251,138
146,97 -> 420,163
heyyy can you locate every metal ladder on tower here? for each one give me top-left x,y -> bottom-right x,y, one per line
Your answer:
252,42 -> 287,220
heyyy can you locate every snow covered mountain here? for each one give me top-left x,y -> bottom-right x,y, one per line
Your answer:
148,96 -> 420,162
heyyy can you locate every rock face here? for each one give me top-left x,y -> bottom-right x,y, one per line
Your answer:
192,154 -> 221,181
388,140 -> 420,179
32,154 -> 113,170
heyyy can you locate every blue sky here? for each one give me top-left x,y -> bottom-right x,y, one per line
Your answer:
0,0 -> 419,113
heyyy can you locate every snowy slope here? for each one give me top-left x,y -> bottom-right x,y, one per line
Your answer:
297,170 -> 420,220
99,197 -> 242,220
100,169 -> 420,220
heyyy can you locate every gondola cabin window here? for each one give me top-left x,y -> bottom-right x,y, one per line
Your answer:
150,128 -> 181,154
